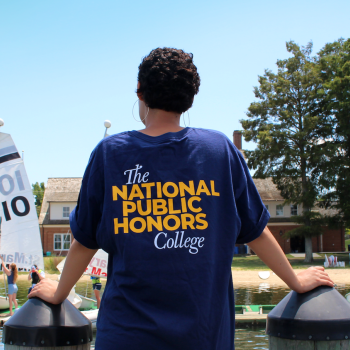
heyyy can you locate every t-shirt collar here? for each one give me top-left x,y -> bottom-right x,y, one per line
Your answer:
129,127 -> 192,143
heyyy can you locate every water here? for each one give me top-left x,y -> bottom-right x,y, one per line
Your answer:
0,276 -> 107,306
235,328 -> 269,349
0,327 -> 268,349
235,283 -> 350,305
0,328 -> 267,349
0,278 -> 349,349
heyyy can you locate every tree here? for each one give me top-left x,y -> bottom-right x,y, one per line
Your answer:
32,182 -> 45,217
317,39 -> 350,228
241,41 -> 330,263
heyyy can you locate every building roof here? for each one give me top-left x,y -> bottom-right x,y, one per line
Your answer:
39,177 -> 337,226
253,178 -> 284,201
39,178 -> 82,225
39,176 -> 285,224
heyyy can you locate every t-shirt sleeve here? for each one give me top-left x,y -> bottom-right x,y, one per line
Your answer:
233,151 -> 270,244
69,148 -> 104,250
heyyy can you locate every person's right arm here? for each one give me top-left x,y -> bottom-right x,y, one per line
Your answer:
28,240 -> 97,303
248,226 -> 334,293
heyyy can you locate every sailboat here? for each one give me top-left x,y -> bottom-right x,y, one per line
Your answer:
56,248 -> 107,328
54,120 -> 112,328
0,127 -> 44,310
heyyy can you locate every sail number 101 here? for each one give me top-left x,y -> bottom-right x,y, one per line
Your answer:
0,170 -> 30,221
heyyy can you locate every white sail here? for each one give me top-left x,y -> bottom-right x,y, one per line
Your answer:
56,249 -> 107,277
0,133 -> 44,270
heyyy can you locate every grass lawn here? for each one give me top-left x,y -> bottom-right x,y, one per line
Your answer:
41,254 -> 350,273
231,253 -> 350,270
44,256 -> 65,274
12,256 -> 64,275
345,239 -> 350,251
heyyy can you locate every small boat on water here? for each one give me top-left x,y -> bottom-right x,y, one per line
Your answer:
56,247 -> 107,330
345,293 -> 350,303
78,294 -> 97,310
0,129 -> 44,314
81,308 -> 99,329
0,296 -> 19,310
68,290 -> 82,309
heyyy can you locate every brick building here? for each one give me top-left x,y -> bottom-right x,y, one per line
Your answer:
232,130 -> 345,254
39,178 -> 81,256
38,132 -> 345,255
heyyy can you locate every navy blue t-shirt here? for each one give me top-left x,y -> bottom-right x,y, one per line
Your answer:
70,127 -> 270,350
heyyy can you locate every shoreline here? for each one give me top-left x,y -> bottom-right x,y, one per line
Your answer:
232,268 -> 350,286
13,268 -> 350,287
14,273 -> 92,282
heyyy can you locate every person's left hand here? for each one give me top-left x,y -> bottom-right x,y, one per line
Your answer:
28,279 -> 61,304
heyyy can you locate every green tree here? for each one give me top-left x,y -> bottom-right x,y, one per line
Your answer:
317,38 -> 350,228
32,182 -> 45,217
241,41 -> 330,263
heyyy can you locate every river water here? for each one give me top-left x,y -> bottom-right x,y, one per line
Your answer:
0,278 -> 349,349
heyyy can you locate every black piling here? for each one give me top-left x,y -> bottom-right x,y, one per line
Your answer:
2,297 -> 92,349
266,285 -> 350,349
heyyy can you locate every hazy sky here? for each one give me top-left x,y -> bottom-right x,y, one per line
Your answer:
1,0 -> 349,184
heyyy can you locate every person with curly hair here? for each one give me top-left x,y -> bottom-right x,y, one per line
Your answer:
1,257 -> 18,316
29,47 -> 333,350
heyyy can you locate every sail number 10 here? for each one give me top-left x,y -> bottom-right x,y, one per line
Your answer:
0,171 -> 30,221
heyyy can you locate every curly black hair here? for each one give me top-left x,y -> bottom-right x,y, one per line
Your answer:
137,48 -> 200,114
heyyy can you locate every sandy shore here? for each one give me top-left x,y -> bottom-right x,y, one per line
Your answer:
15,268 -> 350,287
16,273 -> 91,282
231,268 -> 350,287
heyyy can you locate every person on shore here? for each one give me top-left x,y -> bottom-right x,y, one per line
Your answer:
29,47 -> 334,350
1,258 -> 18,316
90,276 -> 102,308
27,264 -> 45,294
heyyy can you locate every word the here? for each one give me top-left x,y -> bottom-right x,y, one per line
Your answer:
124,164 -> 149,185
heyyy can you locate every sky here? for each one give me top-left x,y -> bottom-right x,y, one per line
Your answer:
1,0 -> 349,185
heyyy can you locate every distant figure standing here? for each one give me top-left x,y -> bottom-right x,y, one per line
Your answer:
91,276 -> 102,308
28,264 -> 45,294
1,257 -> 18,316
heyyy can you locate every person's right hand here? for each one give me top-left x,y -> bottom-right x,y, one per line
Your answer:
293,266 -> 334,293
28,279 -> 61,304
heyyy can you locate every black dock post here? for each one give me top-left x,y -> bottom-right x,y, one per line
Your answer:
266,285 -> 350,349
2,297 -> 92,349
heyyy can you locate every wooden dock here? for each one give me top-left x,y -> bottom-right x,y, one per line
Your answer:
234,305 -> 272,326
0,305 -> 274,328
